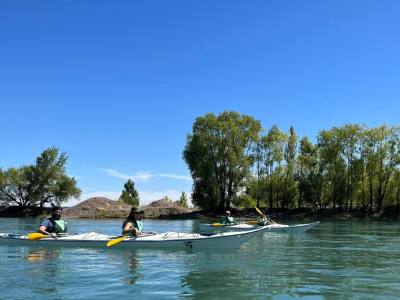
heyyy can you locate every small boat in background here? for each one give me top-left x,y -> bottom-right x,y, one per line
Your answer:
199,221 -> 320,235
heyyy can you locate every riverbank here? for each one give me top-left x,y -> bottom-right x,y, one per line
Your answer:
0,204 -> 398,221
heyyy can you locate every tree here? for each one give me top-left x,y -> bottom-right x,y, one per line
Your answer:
176,192 -> 189,208
0,167 -> 32,207
318,129 -> 346,209
262,125 -> 286,209
363,126 -> 400,211
183,111 -> 261,210
283,126 -> 297,208
0,147 -> 81,208
120,179 -> 139,207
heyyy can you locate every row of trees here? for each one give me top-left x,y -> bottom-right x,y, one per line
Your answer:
0,147 -> 81,208
184,111 -> 400,212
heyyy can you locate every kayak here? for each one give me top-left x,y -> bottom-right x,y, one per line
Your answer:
0,227 -> 265,250
199,221 -> 320,235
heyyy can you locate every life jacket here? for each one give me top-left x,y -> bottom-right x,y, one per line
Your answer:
122,219 -> 143,236
222,216 -> 235,225
49,219 -> 67,234
135,220 -> 143,232
257,217 -> 270,226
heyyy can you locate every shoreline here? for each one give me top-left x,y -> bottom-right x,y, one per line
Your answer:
0,206 -> 398,221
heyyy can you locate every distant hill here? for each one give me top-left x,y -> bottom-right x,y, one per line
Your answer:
63,197 -> 192,219
144,198 -> 192,218
63,197 -> 131,218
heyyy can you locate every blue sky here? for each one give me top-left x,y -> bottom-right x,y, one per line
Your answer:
1,1 -> 399,206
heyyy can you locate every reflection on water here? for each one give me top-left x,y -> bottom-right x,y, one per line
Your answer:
0,219 -> 400,299
27,249 -> 60,263
122,251 -> 140,285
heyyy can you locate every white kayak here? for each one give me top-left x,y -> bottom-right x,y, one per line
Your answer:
0,227 -> 265,250
199,221 -> 320,235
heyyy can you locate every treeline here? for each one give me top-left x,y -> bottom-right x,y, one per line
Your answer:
184,111 -> 400,212
0,147 -> 81,208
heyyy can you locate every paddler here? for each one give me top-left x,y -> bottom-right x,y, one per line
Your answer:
38,207 -> 68,237
122,207 -> 144,236
221,210 -> 237,225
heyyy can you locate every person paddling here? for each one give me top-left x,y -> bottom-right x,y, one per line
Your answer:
122,207 -> 144,236
38,207 -> 68,238
221,210 -> 237,225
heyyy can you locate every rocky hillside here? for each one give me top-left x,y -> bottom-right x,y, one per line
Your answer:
63,197 -> 192,219
143,198 -> 192,219
63,197 -> 131,218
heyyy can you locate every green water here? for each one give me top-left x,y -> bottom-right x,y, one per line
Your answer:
0,218 -> 399,299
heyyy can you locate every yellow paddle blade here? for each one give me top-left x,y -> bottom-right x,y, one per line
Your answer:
27,232 -> 47,241
106,236 -> 125,247
255,207 -> 266,217
211,223 -> 225,227
255,207 -> 277,224
246,220 -> 258,224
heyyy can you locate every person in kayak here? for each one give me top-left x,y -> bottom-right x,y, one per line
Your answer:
221,210 -> 237,225
122,207 -> 144,236
38,207 -> 68,237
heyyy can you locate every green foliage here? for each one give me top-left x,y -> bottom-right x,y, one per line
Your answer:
176,192 -> 189,208
183,112 -> 400,212
183,111 -> 261,210
120,179 -> 139,207
0,147 -> 81,208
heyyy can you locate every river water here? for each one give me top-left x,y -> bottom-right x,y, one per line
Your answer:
0,218 -> 399,299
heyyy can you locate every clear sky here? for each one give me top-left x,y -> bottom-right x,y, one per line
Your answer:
1,1 -> 399,206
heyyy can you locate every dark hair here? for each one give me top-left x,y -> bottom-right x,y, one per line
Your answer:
53,206 -> 63,212
126,210 -> 137,221
126,207 -> 143,221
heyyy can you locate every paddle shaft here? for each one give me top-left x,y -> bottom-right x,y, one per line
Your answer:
255,207 -> 276,224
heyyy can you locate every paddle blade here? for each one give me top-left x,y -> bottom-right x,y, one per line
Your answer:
255,207 -> 265,217
27,233 -> 47,241
107,236 -> 125,247
211,223 -> 225,227
255,207 -> 276,224
246,220 -> 259,224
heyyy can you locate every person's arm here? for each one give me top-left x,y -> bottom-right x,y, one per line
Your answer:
38,225 -> 50,235
122,221 -> 140,236
38,220 -> 57,238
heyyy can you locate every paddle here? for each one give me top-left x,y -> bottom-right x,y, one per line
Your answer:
255,207 -> 276,224
106,236 -> 126,247
107,231 -> 156,247
27,232 -> 49,241
246,220 -> 259,224
211,223 -> 226,227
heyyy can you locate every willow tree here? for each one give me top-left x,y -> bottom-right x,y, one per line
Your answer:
183,111 -> 261,210
0,147 -> 81,208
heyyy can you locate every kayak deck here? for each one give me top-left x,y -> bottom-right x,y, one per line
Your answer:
0,227 -> 266,250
